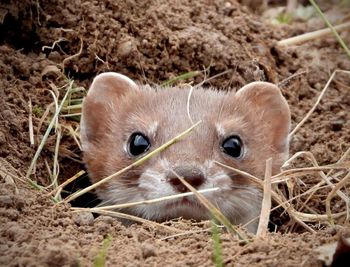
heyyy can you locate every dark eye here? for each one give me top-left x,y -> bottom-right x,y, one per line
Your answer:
222,135 -> 243,158
128,133 -> 151,156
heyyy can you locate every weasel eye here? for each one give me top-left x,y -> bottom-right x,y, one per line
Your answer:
222,135 -> 243,158
128,133 -> 151,156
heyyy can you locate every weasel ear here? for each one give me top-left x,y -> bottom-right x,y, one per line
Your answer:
80,72 -> 138,148
85,72 -> 138,102
235,81 -> 291,153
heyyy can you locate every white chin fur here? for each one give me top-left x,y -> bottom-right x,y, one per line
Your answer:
100,169 -> 262,233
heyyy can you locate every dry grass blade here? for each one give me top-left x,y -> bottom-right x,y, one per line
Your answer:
61,112 -> 82,118
242,183 -> 338,230
28,98 -> 34,146
270,189 -> 315,232
282,149 -> 349,227
26,81 -> 74,180
289,69 -> 350,138
170,170 -> 249,242
42,38 -> 67,52
214,160 -> 315,232
36,102 -> 54,142
215,160 -> 348,185
62,103 -> 83,112
186,85 -> 195,124
62,37 -> 83,73
326,171 -> 350,225
194,69 -> 232,88
278,70 -> 308,87
0,158 -> 42,190
256,158 -> 272,237
327,147 -> 350,177
214,161 -> 263,186
60,122 -> 82,150
271,164 -> 349,183
73,208 -> 182,233
61,121 -> 202,203
0,158 -> 24,187
160,227 -> 213,241
293,210 -> 347,222
48,170 -> 86,197
277,22 -> 350,46
74,188 -> 219,211
284,151 -> 349,209
282,184 -> 328,210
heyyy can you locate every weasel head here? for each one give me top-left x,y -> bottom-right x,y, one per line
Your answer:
80,72 -> 290,233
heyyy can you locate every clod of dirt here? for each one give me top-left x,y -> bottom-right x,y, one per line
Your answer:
0,195 -> 13,207
72,211 -> 94,226
117,38 -> 139,58
141,242 -> 157,259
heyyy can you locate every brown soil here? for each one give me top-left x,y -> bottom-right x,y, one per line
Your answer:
1,0 -> 350,266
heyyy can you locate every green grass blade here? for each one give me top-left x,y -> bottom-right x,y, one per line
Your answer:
212,220 -> 224,267
309,0 -> 350,58
161,71 -> 200,87
26,81 -> 74,181
93,234 -> 112,267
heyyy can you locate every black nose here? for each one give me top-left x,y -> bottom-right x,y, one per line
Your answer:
167,166 -> 205,193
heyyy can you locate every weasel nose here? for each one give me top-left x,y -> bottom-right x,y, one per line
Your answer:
167,166 -> 205,193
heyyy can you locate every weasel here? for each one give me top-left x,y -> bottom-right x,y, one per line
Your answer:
80,72 -> 290,233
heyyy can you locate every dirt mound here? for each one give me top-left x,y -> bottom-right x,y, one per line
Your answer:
2,0 -> 289,83
1,0 -> 350,266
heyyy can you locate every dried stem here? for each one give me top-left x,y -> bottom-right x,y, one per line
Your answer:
28,99 -> 35,146
256,158 -> 272,237
48,170 -> 86,197
171,170 -> 249,243
289,70 -> 350,138
73,187 -> 219,211
277,22 -> 350,46
26,81 -> 73,180
73,208 -> 182,233
61,121 -> 202,203
326,172 -> 350,225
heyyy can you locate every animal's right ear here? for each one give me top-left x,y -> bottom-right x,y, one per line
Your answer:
80,72 -> 138,148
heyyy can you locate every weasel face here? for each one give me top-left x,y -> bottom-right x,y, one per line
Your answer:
81,72 -> 291,233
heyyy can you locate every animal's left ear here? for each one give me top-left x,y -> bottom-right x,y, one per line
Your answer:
235,81 -> 291,152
